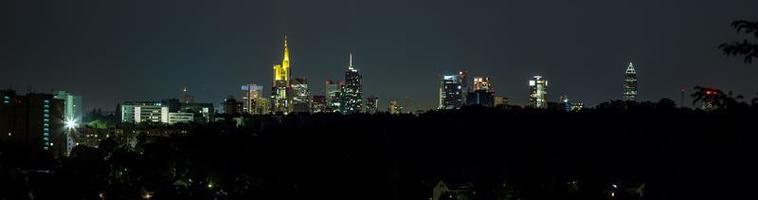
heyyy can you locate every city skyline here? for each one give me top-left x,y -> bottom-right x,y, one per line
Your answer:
2,2 -> 758,199
2,0 -> 758,112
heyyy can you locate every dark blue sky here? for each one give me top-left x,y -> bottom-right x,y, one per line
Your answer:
1,0 -> 757,112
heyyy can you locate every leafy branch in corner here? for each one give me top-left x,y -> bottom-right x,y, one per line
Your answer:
719,20 -> 758,63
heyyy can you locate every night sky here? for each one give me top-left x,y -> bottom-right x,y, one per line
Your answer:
1,0 -> 757,112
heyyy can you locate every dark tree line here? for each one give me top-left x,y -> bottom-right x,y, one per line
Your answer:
2,102 -> 758,200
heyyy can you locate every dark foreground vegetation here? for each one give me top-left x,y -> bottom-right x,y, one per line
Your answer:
2,101 -> 757,200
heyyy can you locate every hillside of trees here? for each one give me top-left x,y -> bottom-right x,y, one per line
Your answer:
2,99 -> 757,200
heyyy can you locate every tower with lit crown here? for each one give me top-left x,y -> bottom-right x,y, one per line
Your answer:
342,52 -> 363,114
272,35 -> 293,113
624,62 -> 638,102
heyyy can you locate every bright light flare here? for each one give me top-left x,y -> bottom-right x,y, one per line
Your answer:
65,118 -> 78,129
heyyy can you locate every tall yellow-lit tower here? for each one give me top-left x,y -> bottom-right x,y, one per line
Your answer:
273,35 -> 291,83
272,34 -> 293,113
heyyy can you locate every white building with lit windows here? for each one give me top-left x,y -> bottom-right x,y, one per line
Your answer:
529,75 -> 548,109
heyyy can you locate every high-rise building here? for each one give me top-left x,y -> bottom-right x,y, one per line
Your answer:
473,77 -> 492,92
223,97 -> 243,115
311,95 -> 326,113
388,100 -> 403,114
365,96 -> 379,114
624,62 -> 638,102
1,90 -> 67,158
466,76 -> 494,107
54,91 -> 83,124
438,74 -> 463,110
459,71 -> 469,90
459,71 -> 469,103
54,91 -> 82,156
241,84 -> 269,115
325,80 -> 343,112
272,35 -> 293,114
528,75 -> 549,109
342,53 -> 363,114
291,78 -> 311,113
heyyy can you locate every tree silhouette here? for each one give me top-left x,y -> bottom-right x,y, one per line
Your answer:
720,20 -> 758,63
690,86 -> 747,110
690,86 -> 717,108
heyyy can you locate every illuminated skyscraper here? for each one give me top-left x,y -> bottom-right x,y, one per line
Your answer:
54,91 -> 82,156
54,91 -> 83,125
365,96 -> 379,114
467,76 -> 494,107
528,75 -> 548,109
439,74 -> 463,110
292,78 -> 311,113
624,62 -> 638,102
325,80 -> 343,112
342,53 -> 363,114
473,77 -> 492,92
272,35 -> 293,114
241,84 -> 267,115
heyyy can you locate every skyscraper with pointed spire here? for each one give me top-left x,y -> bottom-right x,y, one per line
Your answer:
272,35 -> 293,113
342,52 -> 362,114
624,62 -> 638,102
